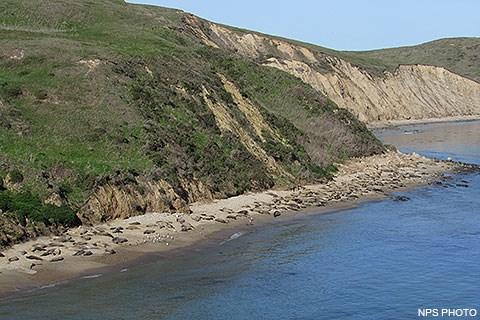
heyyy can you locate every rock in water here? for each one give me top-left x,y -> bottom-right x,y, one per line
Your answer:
392,195 -> 411,202
273,211 -> 281,218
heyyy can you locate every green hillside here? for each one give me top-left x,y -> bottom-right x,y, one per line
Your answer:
240,28 -> 479,81
353,37 -> 480,82
0,0 -> 383,246
203,19 -> 480,83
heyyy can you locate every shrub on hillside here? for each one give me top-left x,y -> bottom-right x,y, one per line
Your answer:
9,169 -> 24,184
0,82 -> 22,101
0,190 -> 78,227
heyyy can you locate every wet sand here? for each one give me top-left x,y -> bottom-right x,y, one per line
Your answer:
0,150 -> 475,295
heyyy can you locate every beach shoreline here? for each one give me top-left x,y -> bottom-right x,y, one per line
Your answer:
368,115 -> 480,129
0,150 -> 477,297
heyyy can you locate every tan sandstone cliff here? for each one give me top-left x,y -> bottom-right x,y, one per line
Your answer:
184,16 -> 480,126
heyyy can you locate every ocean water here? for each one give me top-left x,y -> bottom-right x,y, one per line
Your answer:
0,121 -> 479,320
376,120 -> 480,164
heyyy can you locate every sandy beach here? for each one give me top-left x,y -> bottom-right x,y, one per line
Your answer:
0,150 -> 476,295
368,115 -> 480,129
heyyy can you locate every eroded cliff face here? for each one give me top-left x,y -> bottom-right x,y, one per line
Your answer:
185,16 -> 480,126
264,58 -> 480,125
0,215 -> 39,248
0,1 -> 387,248
79,74 -> 304,225
201,75 -> 294,180
78,176 -> 197,225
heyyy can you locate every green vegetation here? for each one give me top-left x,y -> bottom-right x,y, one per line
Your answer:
0,190 -> 78,227
202,47 -> 383,163
128,68 -> 276,197
354,38 -> 480,82
1,0 -> 473,247
0,0 -> 386,246
229,26 -> 480,82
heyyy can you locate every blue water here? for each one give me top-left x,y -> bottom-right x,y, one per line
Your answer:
0,121 -> 479,320
375,120 -> 480,164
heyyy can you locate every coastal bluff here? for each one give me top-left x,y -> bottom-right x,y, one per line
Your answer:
185,16 -> 480,126
0,0 -> 479,268
1,150 -> 477,294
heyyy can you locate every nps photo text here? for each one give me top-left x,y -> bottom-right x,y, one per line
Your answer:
418,309 -> 478,318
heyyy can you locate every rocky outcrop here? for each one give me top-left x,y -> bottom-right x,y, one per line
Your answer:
185,16 -> 480,126
0,215 -> 41,249
78,175 -> 191,225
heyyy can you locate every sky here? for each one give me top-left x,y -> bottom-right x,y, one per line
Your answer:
126,0 -> 479,51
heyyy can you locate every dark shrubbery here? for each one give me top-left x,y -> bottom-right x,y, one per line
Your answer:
127,63 -> 278,198
9,169 -> 24,184
0,82 -> 22,102
0,190 -> 78,227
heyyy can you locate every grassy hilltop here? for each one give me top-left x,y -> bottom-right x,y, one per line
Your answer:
255,31 -> 480,81
0,0 -> 384,246
354,38 -> 480,82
